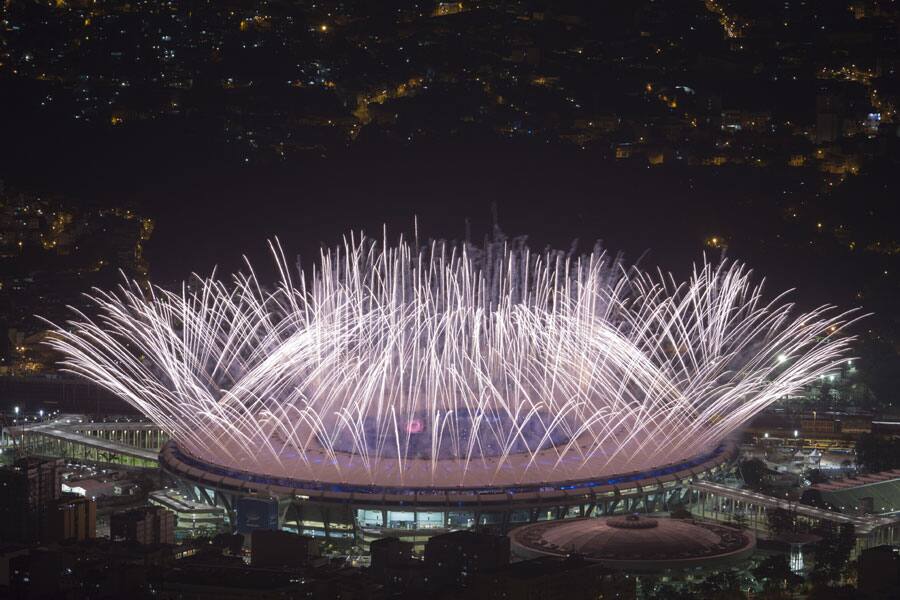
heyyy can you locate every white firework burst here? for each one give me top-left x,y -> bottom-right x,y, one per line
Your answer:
45,232 -> 857,487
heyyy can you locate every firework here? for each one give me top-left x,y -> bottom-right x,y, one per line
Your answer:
46,232 -> 856,487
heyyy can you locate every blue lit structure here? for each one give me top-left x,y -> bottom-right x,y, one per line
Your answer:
160,438 -> 736,546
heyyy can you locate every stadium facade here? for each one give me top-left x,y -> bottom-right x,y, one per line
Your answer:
161,438 -> 736,545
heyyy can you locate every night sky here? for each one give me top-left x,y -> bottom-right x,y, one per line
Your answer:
0,119 -> 876,317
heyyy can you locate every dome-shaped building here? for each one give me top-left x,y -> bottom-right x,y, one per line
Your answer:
509,516 -> 755,572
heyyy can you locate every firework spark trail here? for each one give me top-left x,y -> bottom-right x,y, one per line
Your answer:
44,233 -> 859,487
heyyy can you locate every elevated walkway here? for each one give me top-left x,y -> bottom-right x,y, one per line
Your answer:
3,415 -> 162,468
689,480 -> 900,548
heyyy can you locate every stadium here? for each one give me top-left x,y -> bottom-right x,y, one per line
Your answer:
47,232 -> 855,544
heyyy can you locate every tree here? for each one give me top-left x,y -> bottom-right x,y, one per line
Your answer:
812,521 -> 855,585
752,555 -> 802,593
213,532 -> 245,555
645,583 -> 695,600
817,382 -> 836,410
696,570 -> 747,600
739,458 -> 770,490
808,584 -> 862,600
767,507 -> 796,536
855,433 -> 900,472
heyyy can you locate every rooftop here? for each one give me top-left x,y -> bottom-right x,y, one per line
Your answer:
509,516 -> 755,572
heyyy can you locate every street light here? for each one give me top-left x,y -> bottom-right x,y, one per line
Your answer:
13,406 -> 19,415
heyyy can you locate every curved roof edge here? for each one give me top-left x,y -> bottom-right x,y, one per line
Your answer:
160,439 -> 736,505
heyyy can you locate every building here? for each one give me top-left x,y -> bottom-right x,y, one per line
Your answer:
8,548 -> 76,598
7,541 -> 174,598
148,489 -> 227,539
471,555 -> 635,600
250,530 -> 319,568
370,533 -> 635,598
816,88 -> 845,143
370,537 -> 415,577
62,477 -> 118,499
154,556 -> 376,600
799,414 -> 872,437
509,515 -> 756,573
858,545 -> 900,598
111,506 -> 176,545
802,470 -> 900,514
51,493 -> 96,542
424,530 -> 510,587
0,545 -> 30,588
369,537 -> 426,591
161,439 -> 735,545
0,457 -> 62,542
800,415 -> 839,436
